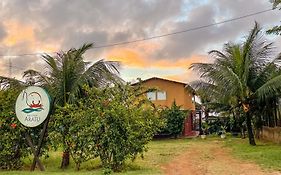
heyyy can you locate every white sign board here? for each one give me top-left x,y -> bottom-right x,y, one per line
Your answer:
15,86 -> 51,127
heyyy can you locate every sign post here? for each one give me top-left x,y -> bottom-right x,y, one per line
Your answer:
15,86 -> 52,171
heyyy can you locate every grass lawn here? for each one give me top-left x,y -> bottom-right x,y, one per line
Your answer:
0,138 -> 191,175
2,137 -> 281,174
223,137 -> 281,171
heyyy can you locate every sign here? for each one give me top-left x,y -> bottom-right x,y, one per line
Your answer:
15,86 -> 51,127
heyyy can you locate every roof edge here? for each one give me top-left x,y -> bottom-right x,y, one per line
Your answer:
131,77 -> 195,94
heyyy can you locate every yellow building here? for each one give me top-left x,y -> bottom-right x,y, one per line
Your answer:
134,77 -> 196,136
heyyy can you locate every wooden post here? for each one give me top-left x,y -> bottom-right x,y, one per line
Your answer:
25,133 -> 45,171
30,116 -> 50,171
28,98 -> 55,171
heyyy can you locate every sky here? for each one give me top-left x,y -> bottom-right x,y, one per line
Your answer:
0,0 -> 281,83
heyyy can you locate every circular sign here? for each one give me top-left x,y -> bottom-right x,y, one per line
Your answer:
15,86 -> 51,127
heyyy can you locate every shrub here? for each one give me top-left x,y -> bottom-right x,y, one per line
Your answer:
51,103 -> 98,170
50,84 -> 163,172
0,112 -> 27,169
160,101 -> 188,138
85,85 -> 163,172
0,88 -> 51,170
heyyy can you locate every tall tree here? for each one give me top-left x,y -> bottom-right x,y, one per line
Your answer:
191,22 -> 281,145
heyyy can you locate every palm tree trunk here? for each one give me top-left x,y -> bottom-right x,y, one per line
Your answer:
246,112 -> 256,146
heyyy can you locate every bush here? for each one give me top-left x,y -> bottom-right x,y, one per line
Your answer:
51,103 -> 98,170
160,101 -> 188,138
0,88 -> 51,170
51,84 -> 163,172
86,85 -> 163,171
0,89 -> 28,169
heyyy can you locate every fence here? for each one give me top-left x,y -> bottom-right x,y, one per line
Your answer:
261,126 -> 281,144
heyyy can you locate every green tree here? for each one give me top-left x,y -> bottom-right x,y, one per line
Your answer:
191,22 -> 281,145
52,103 -> 98,170
59,84 -> 162,172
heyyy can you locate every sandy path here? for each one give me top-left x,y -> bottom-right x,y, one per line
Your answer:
161,140 -> 281,175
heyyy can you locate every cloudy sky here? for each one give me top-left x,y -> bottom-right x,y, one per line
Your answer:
0,0 -> 281,83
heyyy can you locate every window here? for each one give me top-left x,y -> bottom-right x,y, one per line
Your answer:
157,91 -> 166,100
147,92 -> 156,100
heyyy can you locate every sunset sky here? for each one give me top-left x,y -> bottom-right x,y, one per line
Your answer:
0,0 -> 281,83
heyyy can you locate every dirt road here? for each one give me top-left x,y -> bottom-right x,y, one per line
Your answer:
162,140 -> 281,175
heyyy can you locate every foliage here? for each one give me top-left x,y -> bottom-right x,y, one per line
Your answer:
160,101 -> 188,138
0,88 -> 27,169
267,0 -> 281,35
201,122 -> 210,135
22,43 -> 121,168
23,43 -> 121,106
51,104 -> 98,170
0,88 -> 25,169
85,85 -> 162,172
191,22 -> 281,145
0,88 -> 52,170
50,84 -> 163,172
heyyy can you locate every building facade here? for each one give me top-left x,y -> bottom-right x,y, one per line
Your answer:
135,77 -> 196,136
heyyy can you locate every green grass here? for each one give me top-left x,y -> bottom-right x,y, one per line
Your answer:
224,137 -> 281,171
0,138 -> 191,175
3,137 -> 281,174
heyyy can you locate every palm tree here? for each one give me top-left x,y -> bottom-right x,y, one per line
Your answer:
191,22 -> 281,145
1,43 -> 122,168
24,43 -> 121,105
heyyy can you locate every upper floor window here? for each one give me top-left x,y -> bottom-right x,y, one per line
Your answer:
147,91 -> 166,101
157,91 -> 166,100
147,92 -> 156,100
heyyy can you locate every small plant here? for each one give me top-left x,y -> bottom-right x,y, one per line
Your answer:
103,167 -> 113,175
202,122 -> 210,135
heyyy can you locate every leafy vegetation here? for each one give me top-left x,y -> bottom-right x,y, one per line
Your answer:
50,85 -> 163,172
191,22 -> 281,145
0,88 -> 50,169
267,0 -> 281,35
0,43 -> 166,173
0,43 -> 122,169
23,43 -> 121,168
0,88 -> 25,169
159,101 -> 188,138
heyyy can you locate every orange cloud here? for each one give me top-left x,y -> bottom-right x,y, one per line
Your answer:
2,20 -> 61,55
106,48 -> 147,67
106,47 -> 210,69
3,20 -> 35,46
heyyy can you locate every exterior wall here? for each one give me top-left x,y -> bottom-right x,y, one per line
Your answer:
142,78 -> 195,110
261,126 -> 281,143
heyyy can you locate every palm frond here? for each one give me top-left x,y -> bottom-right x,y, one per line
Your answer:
23,69 -> 51,86
255,74 -> 281,101
0,76 -> 25,90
